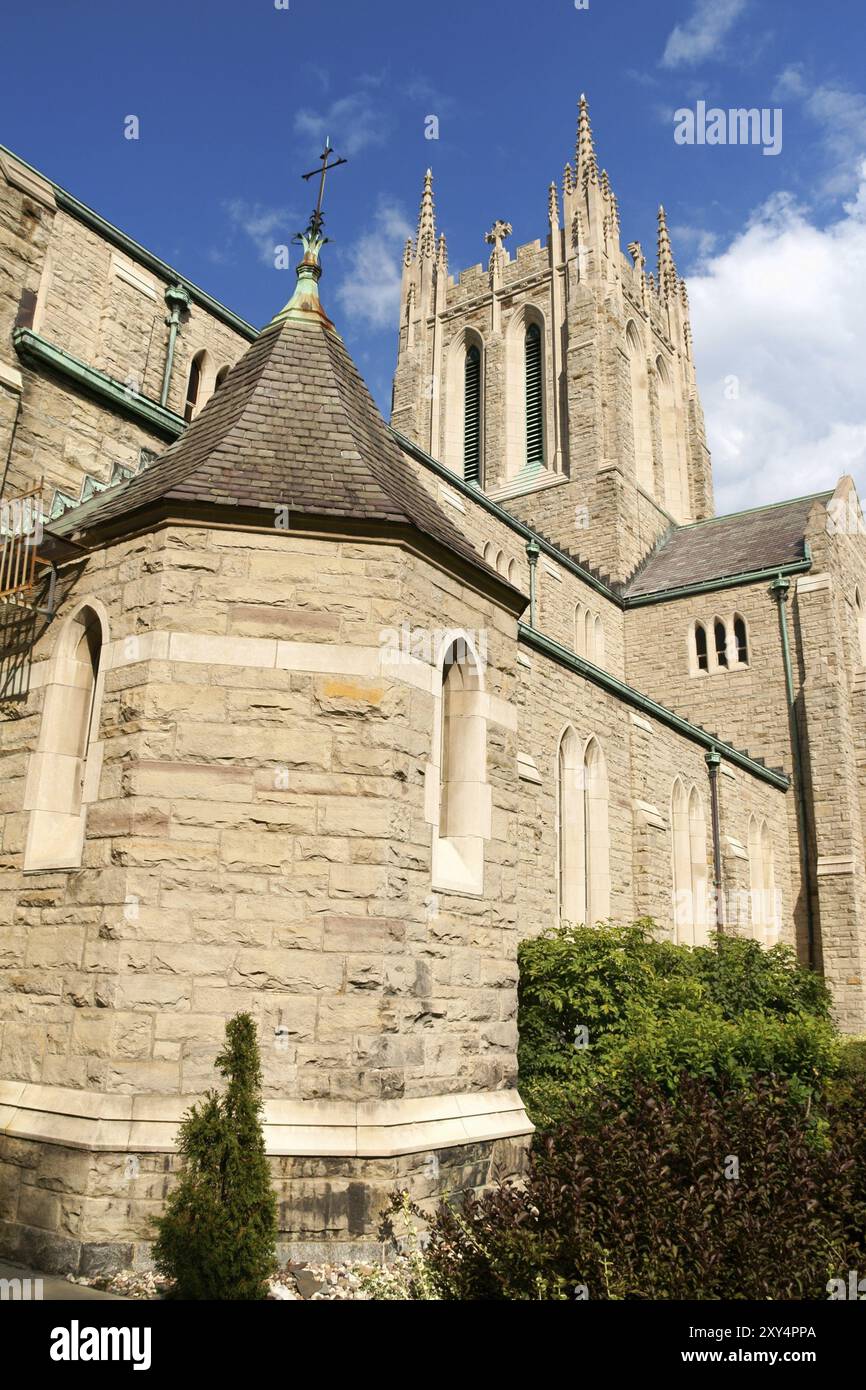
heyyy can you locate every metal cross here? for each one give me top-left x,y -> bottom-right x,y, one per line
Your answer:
301,139 -> 348,238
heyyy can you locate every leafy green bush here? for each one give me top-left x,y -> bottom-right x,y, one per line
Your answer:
518,923 -> 839,1128
153,1013 -> 278,1300
383,1078 -> 866,1301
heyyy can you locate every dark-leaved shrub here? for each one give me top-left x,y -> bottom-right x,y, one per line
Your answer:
387,1078 -> 866,1301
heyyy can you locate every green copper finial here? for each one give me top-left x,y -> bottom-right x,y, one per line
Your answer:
271,140 -> 348,327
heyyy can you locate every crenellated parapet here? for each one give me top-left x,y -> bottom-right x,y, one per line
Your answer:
392,94 -> 714,580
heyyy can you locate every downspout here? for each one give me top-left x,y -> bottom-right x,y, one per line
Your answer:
771,572 -> 816,966
705,748 -> 725,934
159,283 -> 190,409
526,539 -> 540,628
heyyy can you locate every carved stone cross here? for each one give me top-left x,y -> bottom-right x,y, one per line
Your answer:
484,220 -> 513,255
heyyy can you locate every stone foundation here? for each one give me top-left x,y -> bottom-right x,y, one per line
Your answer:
0,1084 -> 532,1275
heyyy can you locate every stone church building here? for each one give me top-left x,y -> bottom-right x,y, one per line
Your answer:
1,99 -> 865,1273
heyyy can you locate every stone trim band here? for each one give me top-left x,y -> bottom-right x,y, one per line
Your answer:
0,1082 -> 533,1159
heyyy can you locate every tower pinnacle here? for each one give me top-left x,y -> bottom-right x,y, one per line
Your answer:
657,204 -> 678,298
417,168 -> 436,260
576,93 -> 598,187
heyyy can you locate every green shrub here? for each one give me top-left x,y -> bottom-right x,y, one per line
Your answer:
518,922 -> 838,1128
385,1078 -> 866,1301
153,1013 -> 278,1300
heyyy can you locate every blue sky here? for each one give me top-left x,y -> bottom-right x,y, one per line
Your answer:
2,0 -> 865,514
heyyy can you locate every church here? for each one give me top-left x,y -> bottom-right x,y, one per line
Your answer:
1,97 -> 865,1274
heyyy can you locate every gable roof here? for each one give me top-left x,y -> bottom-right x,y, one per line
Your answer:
623,493 -> 830,599
52,282 -> 506,591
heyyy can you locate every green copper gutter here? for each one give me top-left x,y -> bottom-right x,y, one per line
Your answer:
394,429 -> 816,609
626,554 -> 813,607
0,143 -> 257,343
13,329 -> 185,440
518,622 -> 790,791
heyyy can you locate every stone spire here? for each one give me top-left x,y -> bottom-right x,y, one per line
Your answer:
576,93 -> 598,189
657,204 -> 678,298
436,231 -> 448,272
548,180 -> 560,228
416,168 -> 436,261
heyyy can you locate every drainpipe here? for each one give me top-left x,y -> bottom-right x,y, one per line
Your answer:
526,539 -> 540,628
705,747 -> 725,934
159,283 -> 190,408
771,572 -> 816,966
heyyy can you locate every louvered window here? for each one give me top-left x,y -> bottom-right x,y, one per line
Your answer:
525,324 -> 544,467
464,346 -> 481,484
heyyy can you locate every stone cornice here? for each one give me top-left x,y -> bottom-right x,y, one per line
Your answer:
0,1081 -> 533,1157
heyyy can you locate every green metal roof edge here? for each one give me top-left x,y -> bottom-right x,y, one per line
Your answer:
393,428 -> 818,612
0,142 -> 258,343
13,328 -> 186,440
673,490 -> 833,531
518,621 -> 790,791
391,427 -> 620,605
625,555 -> 813,606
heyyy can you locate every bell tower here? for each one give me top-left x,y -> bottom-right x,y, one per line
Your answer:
391,95 -> 714,585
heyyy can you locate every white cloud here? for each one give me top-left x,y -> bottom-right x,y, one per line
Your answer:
294,89 -> 389,158
687,166 -> 866,514
775,65 -> 866,197
661,0 -> 748,69
334,201 -> 412,331
222,200 -> 293,267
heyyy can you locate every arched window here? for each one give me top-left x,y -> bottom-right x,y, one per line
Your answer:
184,350 -> 209,421
432,635 -> 489,895
584,607 -> 595,660
694,621 -> 709,672
557,730 -> 610,924
656,354 -> 688,519
464,346 -> 482,484
689,787 -> 710,945
593,615 -> 605,667
671,778 -> 709,945
714,619 -> 728,668
444,331 -> 484,479
525,323 -> 544,469
558,728 -> 583,922
733,614 -> 749,665
214,364 -> 231,390
626,321 -> 653,493
574,603 -> 584,656
749,816 -> 778,944
483,541 -> 495,567
584,737 -> 611,924
507,558 -> 519,585
24,604 -> 106,871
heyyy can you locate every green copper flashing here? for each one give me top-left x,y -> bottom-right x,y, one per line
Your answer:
518,621 -> 790,791
392,429 -> 816,610
14,328 -> 185,440
626,557 -> 813,607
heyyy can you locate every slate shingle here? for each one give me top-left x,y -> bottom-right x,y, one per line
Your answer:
53,310 -> 498,581
623,493 -> 831,599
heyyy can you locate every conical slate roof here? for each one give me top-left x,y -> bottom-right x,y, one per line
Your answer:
55,253 -> 496,582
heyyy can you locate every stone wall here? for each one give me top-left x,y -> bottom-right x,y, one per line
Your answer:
0,150 -> 250,505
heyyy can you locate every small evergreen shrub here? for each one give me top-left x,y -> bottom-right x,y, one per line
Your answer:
385,1078 -> 866,1301
153,1013 -> 278,1300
